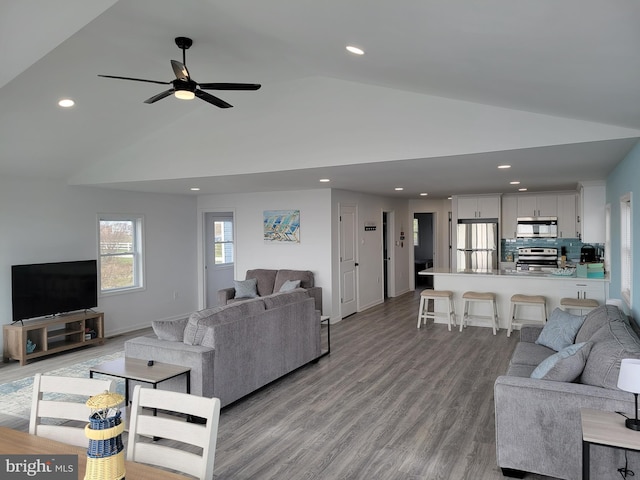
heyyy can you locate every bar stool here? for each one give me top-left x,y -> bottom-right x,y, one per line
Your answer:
417,290 -> 457,331
508,294 -> 547,337
560,297 -> 599,314
460,291 -> 499,335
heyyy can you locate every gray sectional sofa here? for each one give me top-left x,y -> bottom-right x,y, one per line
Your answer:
124,289 -> 321,407
217,268 -> 323,313
495,305 -> 640,479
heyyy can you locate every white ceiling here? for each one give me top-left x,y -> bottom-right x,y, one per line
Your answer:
2,0 -> 640,198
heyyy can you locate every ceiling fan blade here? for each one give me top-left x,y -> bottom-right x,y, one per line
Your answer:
98,74 -> 170,85
198,82 -> 261,91
195,89 -> 233,108
171,60 -> 190,81
144,89 -> 175,104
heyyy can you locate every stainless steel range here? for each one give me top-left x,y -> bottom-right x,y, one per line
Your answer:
516,247 -> 559,272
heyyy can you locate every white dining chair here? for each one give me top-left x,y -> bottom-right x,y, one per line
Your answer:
29,373 -> 115,447
127,385 -> 221,480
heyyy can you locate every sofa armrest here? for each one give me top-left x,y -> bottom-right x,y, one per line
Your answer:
519,324 -> 543,343
217,287 -> 236,306
124,336 -> 215,398
306,286 -> 323,313
494,375 -> 637,479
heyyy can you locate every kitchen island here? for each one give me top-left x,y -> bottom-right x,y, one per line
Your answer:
418,268 -> 609,331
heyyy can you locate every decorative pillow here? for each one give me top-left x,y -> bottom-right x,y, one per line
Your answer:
535,308 -> 586,352
531,342 -> 592,381
279,279 -> 301,292
234,278 -> 258,298
152,318 -> 188,342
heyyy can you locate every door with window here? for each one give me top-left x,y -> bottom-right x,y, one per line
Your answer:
205,212 -> 235,307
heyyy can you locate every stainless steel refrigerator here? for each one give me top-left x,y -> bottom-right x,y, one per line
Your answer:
456,220 -> 498,271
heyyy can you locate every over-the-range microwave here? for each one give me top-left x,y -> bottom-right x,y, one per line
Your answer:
516,217 -> 558,238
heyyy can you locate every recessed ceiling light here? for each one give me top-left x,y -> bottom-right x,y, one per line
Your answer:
394,187 -> 404,191
420,193 -> 428,196
518,188 -> 528,191
346,45 -> 365,55
498,164 -> 511,169
510,181 -> 521,185
447,196 -> 453,200
319,178 -> 330,183
58,98 -> 75,108
190,187 -> 200,191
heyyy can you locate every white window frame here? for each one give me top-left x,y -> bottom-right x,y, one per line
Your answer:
98,214 -> 145,295
413,218 -> 420,247
213,218 -> 234,266
620,193 -> 633,308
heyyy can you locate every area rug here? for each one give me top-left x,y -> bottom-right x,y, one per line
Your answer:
0,351 -> 125,419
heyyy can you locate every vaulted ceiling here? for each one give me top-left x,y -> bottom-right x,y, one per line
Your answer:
2,0 -> 639,198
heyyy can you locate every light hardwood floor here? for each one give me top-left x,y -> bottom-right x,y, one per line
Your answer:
0,291 -> 554,479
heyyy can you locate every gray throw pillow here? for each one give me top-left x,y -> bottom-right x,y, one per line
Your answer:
234,278 -> 258,298
535,308 -> 586,352
152,318 -> 188,342
279,279 -> 301,292
531,342 -> 592,381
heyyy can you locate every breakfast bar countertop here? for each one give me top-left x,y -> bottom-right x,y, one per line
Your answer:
418,267 -> 610,282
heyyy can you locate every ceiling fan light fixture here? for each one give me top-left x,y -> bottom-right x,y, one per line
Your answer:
174,89 -> 195,100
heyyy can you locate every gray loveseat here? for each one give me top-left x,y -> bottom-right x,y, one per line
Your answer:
218,268 -> 322,313
124,289 -> 321,407
495,305 -> 640,479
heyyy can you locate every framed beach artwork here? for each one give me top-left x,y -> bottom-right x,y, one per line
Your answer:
263,209 -> 300,243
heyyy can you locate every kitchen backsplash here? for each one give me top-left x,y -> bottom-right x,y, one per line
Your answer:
501,237 -> 604,263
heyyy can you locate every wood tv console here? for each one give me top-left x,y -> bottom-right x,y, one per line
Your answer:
3,311 -> 104,365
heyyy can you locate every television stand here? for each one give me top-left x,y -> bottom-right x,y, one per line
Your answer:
3,311 -> 104,365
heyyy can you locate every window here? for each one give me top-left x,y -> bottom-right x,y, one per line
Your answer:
98,214 -> 144,293
213,219 -> 234,265
413,218 -> 419,246
620,193 -> 633,307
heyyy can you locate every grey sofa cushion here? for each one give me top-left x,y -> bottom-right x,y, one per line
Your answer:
510,341 -> 555,367
262,289 -> 309,310
184,299 -> 266,346
246,269 -> 278,296
531,342 -> 592,381
234,278 -> 258,298
581,320 -> 640,389
152,318 -> 188,341
575,305 -> 628,343
535,308 -> 585,351
279,279 -> 301,292
273,269 -> 314,292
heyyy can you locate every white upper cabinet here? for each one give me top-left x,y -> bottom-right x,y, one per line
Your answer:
579,182 -> 606,244
501,195 -> 518,239
517,194 -> 558,217
457,195 -> 501,219
557,193 -> 578,238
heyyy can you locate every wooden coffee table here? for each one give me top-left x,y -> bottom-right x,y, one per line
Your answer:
90,357 -> 190,405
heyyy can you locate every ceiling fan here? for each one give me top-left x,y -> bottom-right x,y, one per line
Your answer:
98,37 -> 261,108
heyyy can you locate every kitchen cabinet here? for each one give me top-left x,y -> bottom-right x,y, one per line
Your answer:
579,182 -> 606,243
557,281 -> 605,304
456,195 -> 500,220
501,195 -> 518,239
557,193 -> 578,238
517,194 -> 558,217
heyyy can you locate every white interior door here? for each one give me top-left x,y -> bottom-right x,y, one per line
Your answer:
340,204 -> 358,318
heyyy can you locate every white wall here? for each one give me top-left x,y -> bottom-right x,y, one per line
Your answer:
331,190 -> 410,316
0,176 -> 198,356
197,189 -> 333,315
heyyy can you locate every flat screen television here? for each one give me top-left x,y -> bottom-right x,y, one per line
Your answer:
11,260 -> 98,322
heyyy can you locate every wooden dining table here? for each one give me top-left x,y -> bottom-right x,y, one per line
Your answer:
0,426 -> 190,479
